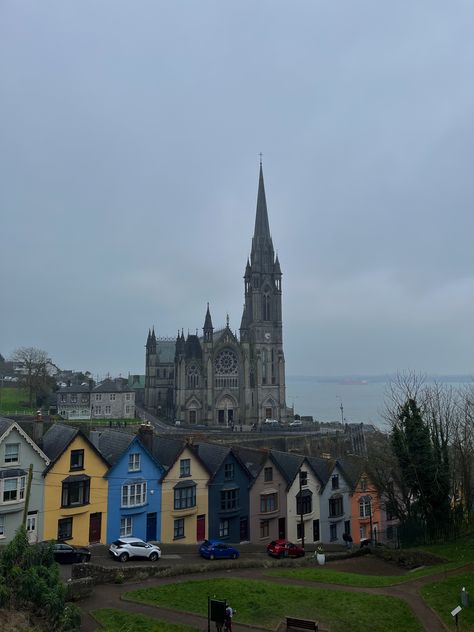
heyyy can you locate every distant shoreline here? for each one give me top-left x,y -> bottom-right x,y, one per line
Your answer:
288,374 -> 474,384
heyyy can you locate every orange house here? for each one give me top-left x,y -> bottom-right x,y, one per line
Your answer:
350,471 -> 383,545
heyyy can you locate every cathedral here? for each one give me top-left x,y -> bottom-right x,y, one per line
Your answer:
144,164 -> 289,426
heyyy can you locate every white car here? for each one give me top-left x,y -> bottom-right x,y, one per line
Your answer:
289,420 -> 302,426
264,418 -> 279,425
109,537 -> 161,562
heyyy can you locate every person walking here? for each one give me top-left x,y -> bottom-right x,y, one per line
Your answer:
224,605 -> 235,631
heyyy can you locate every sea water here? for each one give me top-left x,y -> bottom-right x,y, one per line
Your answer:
286,375 -> 473,430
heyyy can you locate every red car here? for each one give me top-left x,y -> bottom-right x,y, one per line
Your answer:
266,539 -> 305,558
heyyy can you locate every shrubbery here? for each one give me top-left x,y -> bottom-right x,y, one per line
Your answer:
0,526 -> 81,631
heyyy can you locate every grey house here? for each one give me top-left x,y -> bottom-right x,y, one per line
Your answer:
316,459 -> 353,544
0,417 -> 49,543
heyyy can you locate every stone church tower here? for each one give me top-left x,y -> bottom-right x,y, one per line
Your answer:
145,164 -> 288,425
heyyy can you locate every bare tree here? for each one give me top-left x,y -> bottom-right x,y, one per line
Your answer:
10,347 -> 56,407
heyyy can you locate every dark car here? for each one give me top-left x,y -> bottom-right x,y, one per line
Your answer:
52,542 -> 91,564
266,539 -> 305,559
198,539 -> 240,560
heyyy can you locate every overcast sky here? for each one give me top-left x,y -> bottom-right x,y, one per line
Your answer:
1,1 -> 474,379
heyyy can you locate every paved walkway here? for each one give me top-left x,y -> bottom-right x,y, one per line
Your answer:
79,558 -> 473,631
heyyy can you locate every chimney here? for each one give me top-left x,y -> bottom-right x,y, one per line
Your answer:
33,410 -> 44,446
138,423 -> 154,452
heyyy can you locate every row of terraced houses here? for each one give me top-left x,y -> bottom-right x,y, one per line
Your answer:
0,417 -> 398,548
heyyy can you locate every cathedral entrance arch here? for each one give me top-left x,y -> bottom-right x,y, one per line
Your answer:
262,397 -> 277,422
216,394 -> 238,426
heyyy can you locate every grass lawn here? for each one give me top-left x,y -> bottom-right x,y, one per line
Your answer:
93,609 -> 199,631
125,578 -> 422,632
0,386 -> 35,415
266,562 -> 460,587
420,533 -> 474,565
420,572 -> 474,630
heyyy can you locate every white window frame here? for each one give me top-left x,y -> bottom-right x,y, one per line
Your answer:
2,476 -> 26,503
121,481 -> 147,507
128,453 -> 141,472
4,443 -> 20,464
0,514 -> 5,537
120,516 -> 133,537
219,519 -> 229,538
110,393 -> 116,400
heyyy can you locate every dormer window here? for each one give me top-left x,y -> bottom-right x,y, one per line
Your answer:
331,474 -> 339,490
70,449 -> 84,471
180,458 -> 191,477
128,453 -> 141,472
264,466 -> 273,482
224,463 -> 234,480
4,443 -> 20,464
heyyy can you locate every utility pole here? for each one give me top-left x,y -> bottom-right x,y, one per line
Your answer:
299,471 -> 305,549
22,463 -> 34,525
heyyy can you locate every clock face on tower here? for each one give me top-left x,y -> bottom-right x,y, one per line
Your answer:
264,332 -> 271,341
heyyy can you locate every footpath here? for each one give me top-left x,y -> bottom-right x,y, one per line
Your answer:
78,558 -> 473,632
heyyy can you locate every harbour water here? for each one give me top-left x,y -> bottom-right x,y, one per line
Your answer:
286,375 -> 473,430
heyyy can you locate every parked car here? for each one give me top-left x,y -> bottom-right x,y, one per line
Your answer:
198,540 -> 240,560
109,537 -> 161,562
50,542 -> 91,564
264,418 -> 279,425
266,539 -> 305,558
289,420 -> 302,426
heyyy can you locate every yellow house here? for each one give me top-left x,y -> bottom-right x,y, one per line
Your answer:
42,423 -> 109,545
160,444 -> 210,544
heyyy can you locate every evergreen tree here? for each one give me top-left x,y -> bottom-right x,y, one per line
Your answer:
391,397 -> 451,534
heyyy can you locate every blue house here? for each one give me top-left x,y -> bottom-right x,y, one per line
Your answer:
196,442 -> 252,543
92,426 -> 164,543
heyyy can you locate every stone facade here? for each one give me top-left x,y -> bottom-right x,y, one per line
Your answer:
145,165 -> 289,426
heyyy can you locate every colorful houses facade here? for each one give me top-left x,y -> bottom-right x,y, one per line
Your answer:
0,416 -> 397,548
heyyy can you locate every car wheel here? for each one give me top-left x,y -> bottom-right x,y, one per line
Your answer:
79,554 -> 89,563
231,553 -> 237,559
210,553 -> 215,560
119,552 -> 129,562
149,552 -> 159,562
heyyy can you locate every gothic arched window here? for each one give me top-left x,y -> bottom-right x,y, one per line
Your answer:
187,364 -> 200,389
263,292 -> 271,321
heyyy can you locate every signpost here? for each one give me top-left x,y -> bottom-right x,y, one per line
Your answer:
208,597 -> 227,632
451,605 -> 462,628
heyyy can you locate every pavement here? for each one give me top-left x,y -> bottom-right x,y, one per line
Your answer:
70,549 -> 471,632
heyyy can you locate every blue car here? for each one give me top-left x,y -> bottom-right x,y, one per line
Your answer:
199,539 -> 240,560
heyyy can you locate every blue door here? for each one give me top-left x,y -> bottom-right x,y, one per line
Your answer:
146,512 -> 157,541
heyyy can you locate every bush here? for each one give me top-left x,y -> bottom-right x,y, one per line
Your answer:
372,546 -> 447,569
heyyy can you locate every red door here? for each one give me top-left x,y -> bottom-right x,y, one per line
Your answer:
196,514 -> 206,542
89,512 -> 102,543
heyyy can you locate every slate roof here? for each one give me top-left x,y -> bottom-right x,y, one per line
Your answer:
42,423 -> 79,463
93,379 -> 133,393
270,450 -> 305,486
0,417 -> 13,437
95,429 -> 135,466
337,455 -> 367,489
306,456 -> 334,487
231,446 -> 268,478
195,442 -> 230,479
58,384 -> 91,394
149,435 -> 187,471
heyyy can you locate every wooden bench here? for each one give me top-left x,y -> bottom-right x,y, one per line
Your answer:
286,616 -> 319,631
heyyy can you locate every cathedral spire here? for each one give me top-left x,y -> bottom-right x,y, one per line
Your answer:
253,162 -> 271,242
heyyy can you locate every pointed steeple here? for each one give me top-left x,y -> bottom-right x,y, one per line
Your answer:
203,303 -> 213,331
253,162 -> 271,242
250,161 -> 275,272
